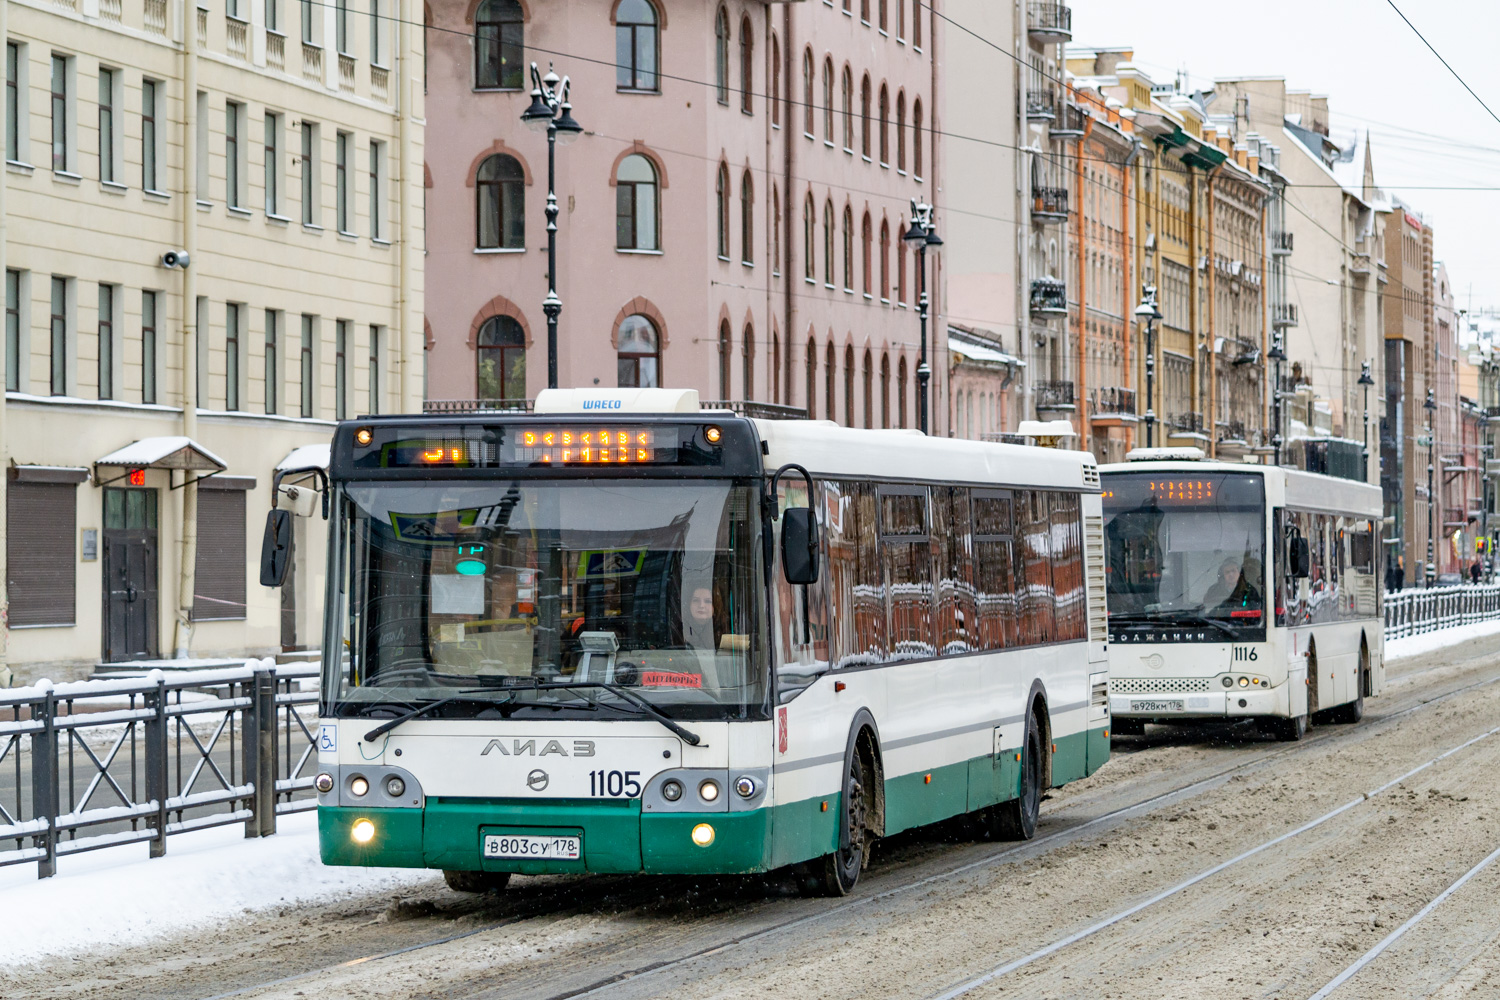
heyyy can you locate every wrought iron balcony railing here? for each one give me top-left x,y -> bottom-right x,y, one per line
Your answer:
1031,185 -> 1069,221
1035,380 -> 1076,410
1027,2 -> 1072,42
1030,278 -> 1068,316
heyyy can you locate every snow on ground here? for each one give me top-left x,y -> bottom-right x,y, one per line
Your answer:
1386,619 -> 1500,662
0,811 -> 440,966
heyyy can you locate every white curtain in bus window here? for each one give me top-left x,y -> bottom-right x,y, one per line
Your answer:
971,490 -> 1017,651
933,487 -> 977,654
880,487 -> 933,659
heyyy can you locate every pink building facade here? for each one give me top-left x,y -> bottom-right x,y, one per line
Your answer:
424,0 -> 944,430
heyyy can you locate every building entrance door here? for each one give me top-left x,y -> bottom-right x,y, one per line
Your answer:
103,488 -> 159,662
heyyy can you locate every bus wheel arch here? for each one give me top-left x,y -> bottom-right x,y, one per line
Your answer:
802,710 -> 883,896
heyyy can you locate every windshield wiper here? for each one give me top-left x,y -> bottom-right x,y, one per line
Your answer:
362,691 -> 517,743
539,682 -> 703,746
1108,611 -> 1241,639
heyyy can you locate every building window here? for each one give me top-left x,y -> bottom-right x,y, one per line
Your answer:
879,219 -> 890,299
225,302 -> 242,410
823,200 -> 834,286
194,489 -> 247,621
302,0 -> 316,44
195,296 -> 208,404
717,320 -> 732,398
50,54 -> 71,174
368,325 -> 381,414
805,337 -> 817,419
300,314 -> 316,417
739,170 -> 753,264
194,90 -> 208,199
742,323 -> 755,399
335,131 -> 352,233
476,153 -> 524,249
880,353 -> 890,427
841,67 -> 852,150
714,7 -> 729,104
141,79 -> 159,191
335,319 -> 349,419
842,206 -> 854,291
300,122 -> 318,225
878,0 -> 887,31
617,314 -> 659,388
475,0 -> 522,89
802,48 -> 814,134
913,98 -> 923,178
803,194 -> 814,280
862,349 -> 872,428
369,0 -> 384,64
225,101 -> 243,208
369,139 -> 385,239
98,68 -> 116,184
615,0 -> 659,92
5,270 -> 20,392
878,84 -> 889,165
615,153 -> 659,251
336,0 -> 350,53
844,345 -> 855,425
825,342 -> 836,423
717,162 -> 735,260
476,315 -> 525,401
267,0 -> 280,32
860,74 -> 871,159
97,284 -> 114,400
861,212 -> 873,295
739,17 -> 753,114
771,34 -> 781,127
265,112 -> 281,215
5,44 -> 23,164
8,480 -> 78,627
772,333 -> 781,404
822,58 -> 834,142
49,276 -> 68,395
896,92 -> 906,171
264,309 -> 279,414
773,184 -> 782,274
141,290 -> 157,404
912,0 -> 921,47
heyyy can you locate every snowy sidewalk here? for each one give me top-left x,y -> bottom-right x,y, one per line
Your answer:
1385,618 -> 1500,662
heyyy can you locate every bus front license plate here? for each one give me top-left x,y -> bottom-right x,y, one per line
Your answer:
1131,699 -> 1184,713
483,834 -> 581,860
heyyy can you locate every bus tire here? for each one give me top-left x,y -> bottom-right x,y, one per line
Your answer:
1326,644 -> 1368,724
1260,712 -> 1308,742
1111,718 -> 1146,737
442,870 -> 511,894
989,709 -> 1043,840
806,744 -> 874,897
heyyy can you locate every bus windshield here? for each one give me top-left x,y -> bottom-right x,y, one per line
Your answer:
328,480 -> 765,721
1102,472 -> 1267,640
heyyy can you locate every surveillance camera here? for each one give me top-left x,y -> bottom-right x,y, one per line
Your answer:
161,250 -> 190,269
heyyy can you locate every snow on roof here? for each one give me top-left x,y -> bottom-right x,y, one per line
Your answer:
949,335 -> 1023,367
277,443 -> 331,472
95,436 -> 227,470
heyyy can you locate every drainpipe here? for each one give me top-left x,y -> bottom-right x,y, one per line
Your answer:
175,1 -> 201,658
398,0 -> 415,412
1017,0 -> 1031,427
1074,114 -> 1091,450
1260,187 -> 1270,453
783,4 -> 795,413
1206,172 -> 1217,459
1121,137 -> 1139,454
0,0 -> 9,678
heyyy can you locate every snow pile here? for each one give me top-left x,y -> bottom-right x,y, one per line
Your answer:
0,812 -> 439,966
1386,618 -> 1500,662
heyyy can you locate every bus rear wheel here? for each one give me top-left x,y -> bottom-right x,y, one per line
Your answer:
1260,713 -> 1308,741
1325,645 -> 1368,724
986,713 -> 1043,840
442,870 -> 511,894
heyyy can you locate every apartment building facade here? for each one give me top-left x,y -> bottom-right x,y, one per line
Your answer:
423,0 -> 942,432
1383,198 -> 1434,583
1,0 -> 423,680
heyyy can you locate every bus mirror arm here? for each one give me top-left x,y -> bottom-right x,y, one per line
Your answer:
769,464 -> 820,586
271,466 -> 330,520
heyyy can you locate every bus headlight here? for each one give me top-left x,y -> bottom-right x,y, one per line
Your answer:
315,773 -> 334,793
661,780 -> 684,801
734,776 -> 757,798
1238,676 -> 1249,687
691,823 -> 715,847
1222,676 -> 1234,688
349,776 -> 369,797
385,776 -> 406,798
698,779 -> 721,803
351,819 -> 376,844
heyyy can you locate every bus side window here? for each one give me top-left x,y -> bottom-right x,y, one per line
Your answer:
880,487 -> 934,660
774,481 -> 832,701
934,487 -> 977,654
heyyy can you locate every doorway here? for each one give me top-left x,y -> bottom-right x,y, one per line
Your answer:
102,487 -> 159,662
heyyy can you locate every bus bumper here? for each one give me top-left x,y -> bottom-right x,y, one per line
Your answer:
1109,680 -> 1290,720
319,800 -> 774,876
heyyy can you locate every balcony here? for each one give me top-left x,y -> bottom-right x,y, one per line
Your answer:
1027,2 -> 1072,42
1219,419 -> 1248,443
1030,278 -> 1068,317
1025,86 -> 1057,122
1031,185 -> 1069,222
1271,231 -> 1293,255
266,30 -> 285,71
338,53 -> 356,92
371,64 -> 389,102
1272,303 -> 1299,329
302,43 -> 323,83
1167,412 -> 1205,434
1052,101 -> 1088,139
1035,380 -> 1076,412
1091,386 -> 1136,417
227,17 -> 248,60
144,0 -> 166,33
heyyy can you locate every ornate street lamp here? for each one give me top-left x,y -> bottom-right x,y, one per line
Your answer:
1358,360 -> 1374,470
521,63 -> 583,390
902,200 -> 940,435
1134,286 -> 1162,448
1426,387 -> 1438,587
1267,335 -> 1287,466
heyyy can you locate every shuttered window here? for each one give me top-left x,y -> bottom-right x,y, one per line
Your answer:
193,489 -> 247,621
8,481 -> 77,626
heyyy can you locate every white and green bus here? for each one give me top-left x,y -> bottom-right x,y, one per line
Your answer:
1101,450 -> 1384,741
266,389 -> 1110,896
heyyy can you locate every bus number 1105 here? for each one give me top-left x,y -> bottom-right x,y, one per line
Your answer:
589,770 -> 642,797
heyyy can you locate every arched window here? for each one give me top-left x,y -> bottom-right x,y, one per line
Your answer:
841,67 -> 853,150
740,170 -> 754,264
878,84 -> 889,164
912,0 -> 921,47
842,206 -> 853,290
844,344 -> 855,426
861,212 -> 872,296
805,337 -> 818,418
879,219 -> 890,299
475,0 -> 522,90
823,199 -> 835,286
880,353 -> 890,428
616,153 -> 659,250
714,7 -> 730,104
616,0 -> 659,92
896,91 -> 906,171
860,75 -> 872,158
715,162 -> 730,258
822,58 -> 835,142
476,153 -> 524,249
862,349 -> 873,429
802,48 -> 814,134
717,320 -> 732,398
897,244 -> 907,304
739,17 -> 754,114
617,314 -> 659,387
825,342 -> 836,423
742,323 -> 755,399
772,333 -> 781,403
897,356 -> 908,427
803,193 -> 815,279
773,184 -> 782,273
771,35 -> 781,127
476,315 -> 525,401
913,98 -> 924,178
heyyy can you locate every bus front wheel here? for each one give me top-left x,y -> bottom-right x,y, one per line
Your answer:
801,745 -> 873,897
443,870 -> 511,894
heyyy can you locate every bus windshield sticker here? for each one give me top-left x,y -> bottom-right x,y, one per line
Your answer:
640,671 -> 704,688
577,549 -> 648,579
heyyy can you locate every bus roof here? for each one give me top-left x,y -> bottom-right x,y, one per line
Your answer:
1100,460 -> 1382,517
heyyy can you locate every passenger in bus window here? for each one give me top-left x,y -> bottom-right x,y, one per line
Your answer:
686,586 -> 717,650
1203,557 -> 1262,611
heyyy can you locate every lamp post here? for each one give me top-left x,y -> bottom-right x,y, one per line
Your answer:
1133,286 -> 1162,448
1425,387 -> 1437,587
1358,360 -> 1374,473
902,199 -> 941,435
1267,334 -> 1287,466
520,63 -> 583,390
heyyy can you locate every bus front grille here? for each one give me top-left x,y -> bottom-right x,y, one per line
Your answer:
1111,677 -> 1213,694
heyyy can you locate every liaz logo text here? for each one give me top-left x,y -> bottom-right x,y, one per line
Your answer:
481,738 -> 596,757
582,399 -> 623,410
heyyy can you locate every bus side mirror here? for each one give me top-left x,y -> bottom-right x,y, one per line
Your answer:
260,509 -> 293,587
1289,536 -> 1310,579
781,507 -> 820,585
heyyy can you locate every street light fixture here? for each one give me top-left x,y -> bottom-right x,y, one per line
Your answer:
903,200 -> 940,435
1358,360 -> 1374,472
1267,335 -> 1287,466
1133,287 -> 1163,448
1425,387 -> 1437,587
520,63 -> 583,390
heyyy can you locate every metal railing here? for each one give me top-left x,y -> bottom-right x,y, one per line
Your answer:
0,660 -> 318,878
700,400 -> 809,420
1035,380 -> 1076,410
1030,278 -> 1068,315
1219,419 -> 1248,442
423,398 -> 535,414
1025,87 -> 1057,121
1090,386 -> 1135,416
1273,303 -> 1299,328
1385,583 -> 1500,641
1031,185 -> 1069,220
1168,411 -> 1205,433
1271,231 -> 1293,254
1027,2 -> 1072,39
